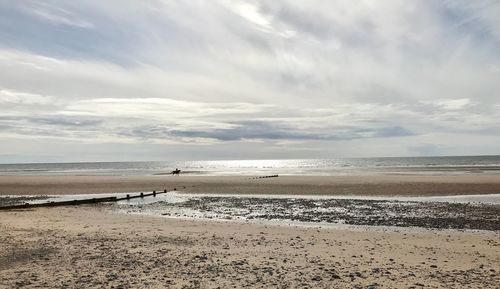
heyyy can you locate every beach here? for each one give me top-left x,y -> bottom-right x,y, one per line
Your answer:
4,0 -> 500,287
0,206 -> 498,289
2,174 -> 500,196
1,175 -> 500,288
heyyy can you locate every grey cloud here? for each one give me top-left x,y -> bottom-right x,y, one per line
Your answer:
170,121 -> 319,141
268,3 -> 378,49
408,144 -> 447,157
1,0 -> 500,162
28,116 -> 103,127
436,1 -> 500,44
0,123 -> 68,137
0,115 -> 104,140
371,126 -> 414,138
0,1 -> 176,65
120,121 -> 414,142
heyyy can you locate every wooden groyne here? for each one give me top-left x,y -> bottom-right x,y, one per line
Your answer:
0,189 -> 173,211
250,175 -> 279,180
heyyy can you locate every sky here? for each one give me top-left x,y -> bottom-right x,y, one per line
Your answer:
0,0 -> 500,163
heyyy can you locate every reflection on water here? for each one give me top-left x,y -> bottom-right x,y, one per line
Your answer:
2,156 -> 500,176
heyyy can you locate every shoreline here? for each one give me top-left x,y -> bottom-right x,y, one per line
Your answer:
1,174 -> 500,196
2,190 -> 499,231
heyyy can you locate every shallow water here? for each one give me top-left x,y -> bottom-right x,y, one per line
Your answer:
112,192 -> 500,231
2,192 -> 499,231
2,156 -> 500,176
162,192 -> 500,204
11,191 -> 499,205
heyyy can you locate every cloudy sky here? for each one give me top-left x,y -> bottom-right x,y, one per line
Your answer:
0,0 -> 499,163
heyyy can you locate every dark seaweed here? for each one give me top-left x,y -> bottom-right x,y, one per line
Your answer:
0,196 -> 49,207
155,197 -> 500,231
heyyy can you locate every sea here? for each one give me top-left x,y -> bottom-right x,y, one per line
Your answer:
1,155 -> 500,176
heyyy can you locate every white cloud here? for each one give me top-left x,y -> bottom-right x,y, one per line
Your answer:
0,0 -> 499,161
226,1 -> 271,28
19,1 -> 94,29
0,88 -> 53,105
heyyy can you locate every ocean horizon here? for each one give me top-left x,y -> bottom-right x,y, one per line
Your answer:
1,155 -> 500,176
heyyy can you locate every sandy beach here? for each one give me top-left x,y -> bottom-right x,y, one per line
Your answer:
1,175 -> 499,288
1,206 -> 499,289
1,174 -> 500,196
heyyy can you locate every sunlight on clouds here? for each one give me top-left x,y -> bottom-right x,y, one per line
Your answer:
0,0 -> 499,161
62,98 -> 270,119
0,88 -> 53,105
432,98 -> 476,110
220,0 -> 296,38
233,2 -> 271,28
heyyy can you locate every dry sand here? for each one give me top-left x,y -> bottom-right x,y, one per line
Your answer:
1,175 -> 499,288
1,206 -> 499,289
1,174 -> 500,196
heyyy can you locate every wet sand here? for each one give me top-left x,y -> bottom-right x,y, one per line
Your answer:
1,206 -> 499,289
1,175 -> 499,288
1,174 -> 500,196
155,195 -> 500,231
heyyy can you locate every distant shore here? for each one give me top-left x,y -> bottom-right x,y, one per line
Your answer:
1,174 -> 500,196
